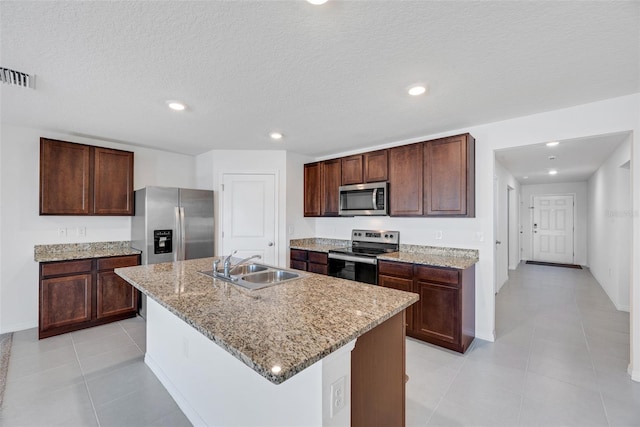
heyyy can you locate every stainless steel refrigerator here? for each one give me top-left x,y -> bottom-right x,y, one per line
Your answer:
131,186 -> 214,317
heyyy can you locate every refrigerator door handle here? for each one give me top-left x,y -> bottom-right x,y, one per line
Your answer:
179,207 -> 186,261
174,206 -> 181,262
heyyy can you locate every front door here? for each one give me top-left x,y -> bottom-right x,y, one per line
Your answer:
532,194 -> 574,264
221,173 -> 276,264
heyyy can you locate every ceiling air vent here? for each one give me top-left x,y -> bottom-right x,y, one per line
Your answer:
0,67 -> 34,88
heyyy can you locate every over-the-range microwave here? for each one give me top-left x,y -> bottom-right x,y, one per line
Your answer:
338,181 -> 388,216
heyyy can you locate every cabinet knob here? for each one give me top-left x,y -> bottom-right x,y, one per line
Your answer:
268,242 -> 274,247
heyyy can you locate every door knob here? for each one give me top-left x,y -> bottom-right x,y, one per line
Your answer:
496,240 -> 502,245
268,242 -> 274,247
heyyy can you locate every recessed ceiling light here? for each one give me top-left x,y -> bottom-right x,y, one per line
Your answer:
546,141 -> 559,147
407,84 -> 427,96
166,101 -> 187,111
269,132 -> 283,140
523,176 -> 529,179
307,0 -> 328,4
548,169 -> 558,175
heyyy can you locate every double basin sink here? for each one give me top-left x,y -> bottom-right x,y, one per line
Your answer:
199,263 -> 304,291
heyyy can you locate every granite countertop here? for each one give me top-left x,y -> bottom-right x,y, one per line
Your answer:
289,238 -> 349,253
289,238 -> 479,270
115,257 -> 418,385
34,241 -> 141,262
378,244 -> 479,270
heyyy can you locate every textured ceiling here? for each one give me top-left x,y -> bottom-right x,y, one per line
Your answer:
1,1 -> 639,157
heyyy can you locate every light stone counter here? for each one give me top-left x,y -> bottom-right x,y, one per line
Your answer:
115,257 -> 418,384
34,241 -> 141,262
290,238 -> 479,270
379,244 -> 479,270
289,237 -> 349,253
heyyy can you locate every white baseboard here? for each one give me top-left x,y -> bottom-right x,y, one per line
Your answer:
475,330 -> 496,343
144,354 -> 206,426
629,363 -> 640,383
1,320 -> 37,334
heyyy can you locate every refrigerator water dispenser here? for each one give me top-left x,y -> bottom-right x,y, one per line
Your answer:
154,230 -> 173,254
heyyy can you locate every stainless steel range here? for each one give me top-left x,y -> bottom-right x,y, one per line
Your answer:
328,229 -> 400,285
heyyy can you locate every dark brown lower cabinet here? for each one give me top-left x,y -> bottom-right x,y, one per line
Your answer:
351,311 -> 405,427
39,254 -> 140,339
378,260 -> 475,353
289,249 -> 328,275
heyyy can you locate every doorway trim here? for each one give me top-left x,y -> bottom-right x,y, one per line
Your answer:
529,192 -> 577,265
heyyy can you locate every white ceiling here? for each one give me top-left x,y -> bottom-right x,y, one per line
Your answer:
495,132 -> 630,185
1,1 -> 638,157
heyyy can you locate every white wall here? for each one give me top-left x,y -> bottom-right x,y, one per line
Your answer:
198,149 -> 290,267
494,159 -> 521,292
285,151 -> 316,241
313,93 -> 640,345
588,135 -> 632,311
0,124 -> 196,333
519,182 -> 588,266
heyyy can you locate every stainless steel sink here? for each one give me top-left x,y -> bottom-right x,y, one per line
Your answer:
240,270 -> 299,284
199,264 -> 304,290
227,263 -> 269,275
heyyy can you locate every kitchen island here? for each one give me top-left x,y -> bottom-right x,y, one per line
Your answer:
115,257 -> 418,426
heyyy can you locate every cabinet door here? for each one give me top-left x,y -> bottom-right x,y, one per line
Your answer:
94,147 -> 134,215
414,280 -> 460,345
378,275 -> 415,332
304,163 -> 322,216
388,143 -> 423,216
341,155 -> 363,185
424,134 -> 475,217
40,139 -> 91,215
96,271 -> 138,319
364,149 -> 388,183
321,159 -> 341,216
40,274 -> 92,331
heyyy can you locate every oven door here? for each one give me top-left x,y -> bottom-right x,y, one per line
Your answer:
328,252 -> 378,285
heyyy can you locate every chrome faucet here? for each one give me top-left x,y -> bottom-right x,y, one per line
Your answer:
213,251 -> 262,279
227,254 -> 262,275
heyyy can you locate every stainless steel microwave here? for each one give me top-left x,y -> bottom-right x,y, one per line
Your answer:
339,182 -> 388,216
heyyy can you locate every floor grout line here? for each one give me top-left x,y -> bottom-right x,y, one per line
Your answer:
71,333 -> 101,427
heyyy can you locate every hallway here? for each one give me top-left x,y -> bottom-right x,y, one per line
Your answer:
406,262 -> 639,426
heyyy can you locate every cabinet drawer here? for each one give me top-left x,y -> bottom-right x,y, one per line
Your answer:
290,260 -> 307,271
290,249 -> 307,261
41,259 -> 93,277
378,260 -> 413,278
415,265 -> 459,285
308,251 -> 328,265
308,262 -> 328,275
97,255 -> 139,271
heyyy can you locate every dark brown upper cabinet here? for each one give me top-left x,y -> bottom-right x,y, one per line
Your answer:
303,162 -> 322,217
303,133 -> 474,218
388,143 -> 423,216
304,159 -> 341,217
363,149 -> 388,183
341,155 -> 363,185
321,159 -> 341,216
40,138 -> 134,216
424,134 -> 475,217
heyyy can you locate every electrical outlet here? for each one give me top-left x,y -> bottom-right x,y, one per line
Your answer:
58,227 -> 67,238
77,227 -> 86,237
330,376 -> 346,418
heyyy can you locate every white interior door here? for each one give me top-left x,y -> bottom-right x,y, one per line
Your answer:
532,194 -> 574,264
221,173 -> 276,264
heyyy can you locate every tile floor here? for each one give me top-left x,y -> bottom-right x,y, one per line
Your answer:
1,263 -> 638,426
407,263 -> 640,426
0,317 -> 190,426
